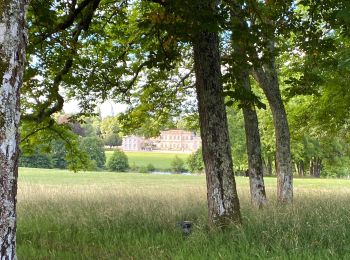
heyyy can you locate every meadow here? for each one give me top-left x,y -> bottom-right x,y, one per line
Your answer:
105,151 -> 190,171
18,168 -> 350,259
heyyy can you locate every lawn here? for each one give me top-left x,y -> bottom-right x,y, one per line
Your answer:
17,168 -> 350,259
105,151 -> 190,170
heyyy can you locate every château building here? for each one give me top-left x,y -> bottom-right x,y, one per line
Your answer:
121,135 -> 145,151
156,129 -> 201,151
121,129 -> 201,152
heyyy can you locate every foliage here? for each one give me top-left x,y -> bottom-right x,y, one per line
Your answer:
79,137 -> 106,170
106,149 -> 129,172
187,149 -> 204,174
227,108 -> 248,171
80,116 -> 101,137
170,156 -> 186,173
146,163 -> 156,172
100,116 -> 122,147
20,119 -> 92,172
103,133 -> 121,148
19,149 -> 53,169
129,162 -> 155,173
50,139 -> 68,169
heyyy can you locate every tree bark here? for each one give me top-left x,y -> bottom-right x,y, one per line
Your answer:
298,161 -> 304,177
0,0 -> 28,258
253,63 -> 293,203
310,159 -> 314,176
310,157 -> 322,177
192,7 -> 241,225
240,71 -> 267,208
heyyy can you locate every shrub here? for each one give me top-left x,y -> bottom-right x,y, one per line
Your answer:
171,156 -> 186,173
130,162 -> 139,172
129,163 -> 155,173
138,166 -> 148,173
146,163 -> 156,172
187,149 -> 204,173
106,149 -> 129,172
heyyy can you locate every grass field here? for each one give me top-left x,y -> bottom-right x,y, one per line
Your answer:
17,168 -> 350,259
105,151 -> 190,170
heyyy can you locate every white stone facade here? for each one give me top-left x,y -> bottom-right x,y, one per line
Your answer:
121,135 -> 145,151
121,130 -> 201,152
156,130 -> 201,152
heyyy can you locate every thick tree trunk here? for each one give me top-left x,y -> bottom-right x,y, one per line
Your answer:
192,21 -> 241,226
0,0 -> 28,258
253,64 -> 293,203
240,71 -> 267,208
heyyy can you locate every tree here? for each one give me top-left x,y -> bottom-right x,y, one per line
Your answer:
103,133 -> 121,148
250,1 -> 293,204
100,116 -> 122,147
192,0 -> 241,225
222,0 -> 294,203
240,73 -> 267,208
51,139 -> 68,169
19,148 -> 54,169
0,0 -> 28,257
107,0 -> 242,225
253,64 -> 293,203
223,10 -> 268,207
79,136 -> 106,169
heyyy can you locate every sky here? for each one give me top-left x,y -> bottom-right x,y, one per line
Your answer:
63,99 -> 128,118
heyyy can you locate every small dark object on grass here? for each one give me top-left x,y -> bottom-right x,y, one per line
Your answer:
178,221 -> 192,235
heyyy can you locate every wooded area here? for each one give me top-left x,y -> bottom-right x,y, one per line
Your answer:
1,0 -> 349,257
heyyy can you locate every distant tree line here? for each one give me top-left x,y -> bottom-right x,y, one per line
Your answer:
20,115 -> 120,170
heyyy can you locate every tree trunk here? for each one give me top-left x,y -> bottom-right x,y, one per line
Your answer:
299,161 -> 304,177
240,71 -> 267,208
316,158 -> 322,177
295,161 -> 304,176
294,163 -> 299,175
310,159 -> 314,176
192,14 -> 241,226
0,0 -> 28,258
310,157 -> 322,178
253,64 -> 293,203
